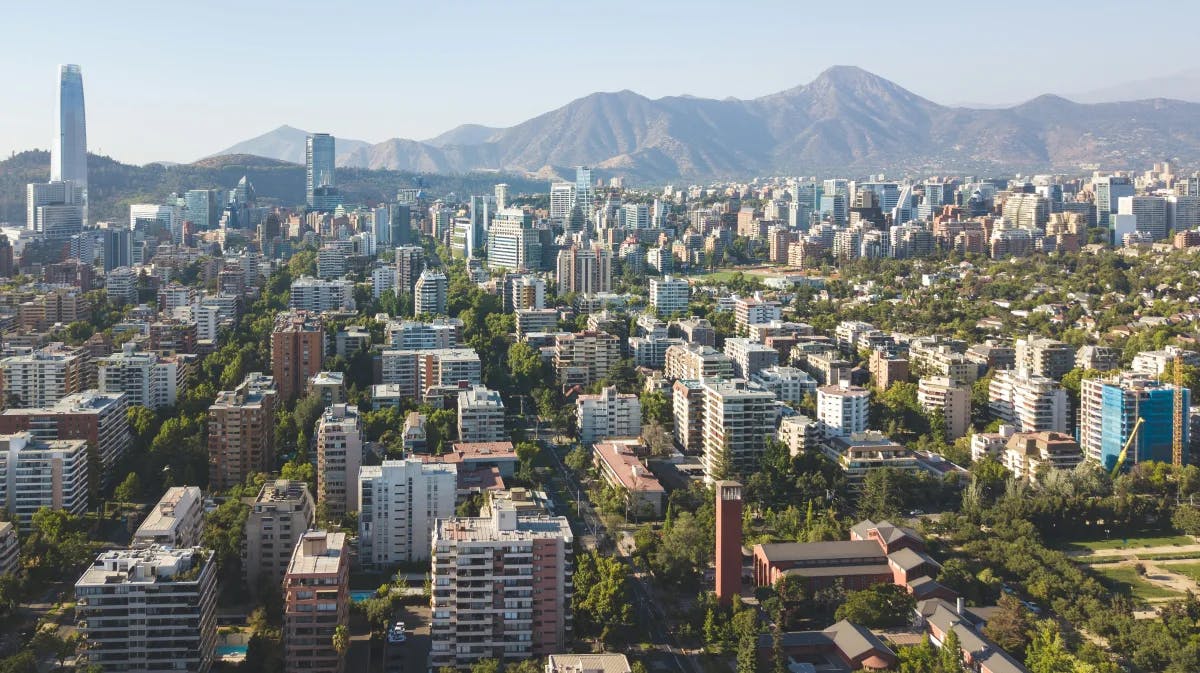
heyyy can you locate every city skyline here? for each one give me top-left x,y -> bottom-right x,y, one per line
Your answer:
3,0 -> 1199,165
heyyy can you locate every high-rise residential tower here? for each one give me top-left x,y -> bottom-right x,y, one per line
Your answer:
52,64 -> 87,223
306,133 -> 336,209
575,166 -> 594,225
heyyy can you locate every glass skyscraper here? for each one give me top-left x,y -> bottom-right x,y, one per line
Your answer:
52,64 -> 88,223
575,166 -> 594,225
306,133 -> 336,209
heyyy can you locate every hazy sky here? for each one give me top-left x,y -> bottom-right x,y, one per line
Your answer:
1,0 -> 1193,165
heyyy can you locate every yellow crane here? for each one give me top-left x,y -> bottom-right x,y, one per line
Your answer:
1174,353 -> 1185,467
1111,416 -> 1144,478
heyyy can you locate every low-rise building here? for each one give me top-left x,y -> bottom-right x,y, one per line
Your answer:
593,440 -> 665,518
133,486 -> 204,548
822,432 -> 919,488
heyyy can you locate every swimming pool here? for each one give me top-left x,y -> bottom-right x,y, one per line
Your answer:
216,645 -> 248,657
350,590 -> 376,603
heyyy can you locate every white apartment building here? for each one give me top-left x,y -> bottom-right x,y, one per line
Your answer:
457,385 -> 506,444
0,343 -> 88,409
777,415 -> 820,456
97,343 -> 178,410
988,368 -> 1069,433
358,459 -> 457,567
751,366 -> 817,404
816,385 -> 871,440
414,268 -> 449,316
317,403 -> 363,517
650,276 -> 690,316
371,265 -> 396,299
0,433 -> 88,525
430,505 -> 574,669
105,266 -> 138,304
132,486 -> 204,548
289,276 -> 356,312
576,386 -> 642,445
76,546 -> 217,673
664,343 -> 734,381
700,379 -> 775,483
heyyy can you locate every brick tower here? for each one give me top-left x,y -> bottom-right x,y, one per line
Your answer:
715,480 -> 743,606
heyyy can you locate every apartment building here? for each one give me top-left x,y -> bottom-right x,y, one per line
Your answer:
207,373 -> 277,491
988,369 -> 1068,434
288,276 -> 356,313
733,295 -> 782,333
457,385 -> 507,444
283,532 -> 349,673
750,366 -> 816,404
553,331 -> 620,388
430,505 -> 574,669
317,404 -> 363,517
76,546 -> 217,673
133,486 -> 204,548
593,439 -> 665,518
673,317 -> 716,347
96,343 -> 178,410
650,276 -> 690,316
700,379 -> 775,483
664,342 -> 734,381
917,376 -> 971,441
358,459 -> 457,567
724,338 -> 780,380
0,342 -> 88,408
0,390 -> 130,485
0,432 -> 88,525
271,311 -> 326,402
671,379 -> 705,453
777,415 -> 820,456
243,479 -> 315,593
1015,334 -> 1076,381
817,385 -> 871,440
1079,374 -> 1189,470
576,385 -> 642,445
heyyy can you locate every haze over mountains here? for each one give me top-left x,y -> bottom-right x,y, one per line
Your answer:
209,66 -> 1200,181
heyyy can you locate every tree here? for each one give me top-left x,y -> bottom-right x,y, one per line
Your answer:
938,629 -> 965,673
984,593 -> 1034,660
470,659 -> 501,673
641,391 -> 672,428
504,661 -> 543,673
573,551 -> 633,645
565,446 -> 592,475
201,497 -> 250,604
834,583 -> 915,628
1024,621 -> 1080,673
114,472 -> 142,503
331,624 -> 349,657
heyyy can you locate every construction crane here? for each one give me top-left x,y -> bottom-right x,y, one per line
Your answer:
1174,353 -> 1185,467
1111,416 -> 1145,478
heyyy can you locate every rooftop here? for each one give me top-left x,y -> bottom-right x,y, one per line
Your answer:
134,486 -> 201,540
593,441 -> 665,494
78,546 -> 207,586
435,510 -> 573,543
286,531 -> 346,577
756,540 -> 884,564
546,654 -> 632,673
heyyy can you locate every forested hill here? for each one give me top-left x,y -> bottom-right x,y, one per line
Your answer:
0,150 -> 543,224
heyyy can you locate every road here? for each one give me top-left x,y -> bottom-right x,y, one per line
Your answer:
533,421 -> 695,673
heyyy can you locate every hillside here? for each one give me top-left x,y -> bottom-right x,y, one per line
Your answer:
0,151 -> 544,225
206,66 -> 1200,180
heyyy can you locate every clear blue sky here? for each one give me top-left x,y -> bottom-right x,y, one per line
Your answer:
1,0 -> 1193,165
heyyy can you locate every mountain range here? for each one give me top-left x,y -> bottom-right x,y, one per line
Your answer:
209,66 -> 1200,181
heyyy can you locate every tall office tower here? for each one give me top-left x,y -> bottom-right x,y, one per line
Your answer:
271,311 -> 326,402
414,268 -> 448,316
317,403 -> 363,518
394,245 -> 425,297
243,479 -> 315,594
575,166 -> 595,225
430,505 -> 574,669
183,189 -> 220,230
1093,175 -> 1134,228
1118,195 -> 1169,240
549,181 -> 576,225
52,64 -> 87,224
100,226 -> 132,271
700,379 -> 775,483
26,180 -> 80,233
207,372 -> 277,490
1169,195 -> 1200,232
556,243 -> 612,295
494,183 -> 509,210
1079,374 -> 1190,470
714,481 -> 743,606
283,532 -> 349,673
306,133 -> 336,209
467,195 -> 495,258
76,547 -> 217,673
391,204 -> 412,245
358,459 -> 457,567
487,208 -> 541,271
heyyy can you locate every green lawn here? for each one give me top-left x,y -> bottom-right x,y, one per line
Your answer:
1163,562 -> 1200,583
1092,565 -> 1181,601
1064,534 -> 1196,552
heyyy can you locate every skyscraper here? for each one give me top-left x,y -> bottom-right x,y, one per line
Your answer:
575,166 -> 594,225
306,133 -> 336,210
52,65 -> 87,224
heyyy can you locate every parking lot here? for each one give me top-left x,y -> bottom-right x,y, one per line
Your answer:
383,601 -> 430,673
